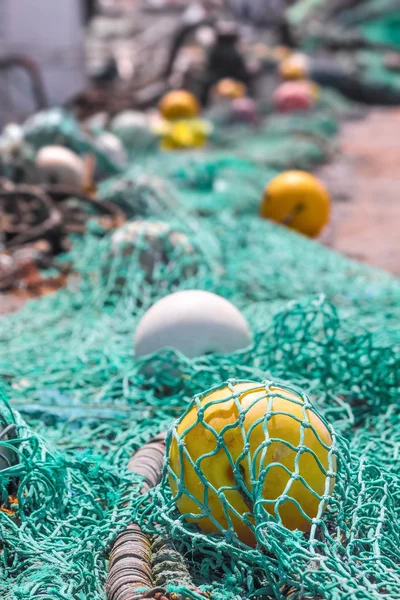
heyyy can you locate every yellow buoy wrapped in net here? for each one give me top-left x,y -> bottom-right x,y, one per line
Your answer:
169,380 -> 337,547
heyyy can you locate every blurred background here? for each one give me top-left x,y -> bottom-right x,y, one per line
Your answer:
1,0 -> 400,313
1,6 -> 400,600
1,0 -> 294,123
1,0 -> 400,124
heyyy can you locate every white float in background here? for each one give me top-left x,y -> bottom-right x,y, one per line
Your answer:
135,290 -> 252,359
95,132 -> 128,168
35,146 -> 85,188
110,111 -> 153,148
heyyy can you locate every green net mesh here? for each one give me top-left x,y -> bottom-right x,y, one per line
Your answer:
0,89 -> 400,600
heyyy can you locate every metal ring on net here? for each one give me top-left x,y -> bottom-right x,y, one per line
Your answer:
0,182 -> 125,254
106,432 -> 207,600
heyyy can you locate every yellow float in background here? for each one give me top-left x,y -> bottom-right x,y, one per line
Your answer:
160,119 -> 211,151
261,171 -> 331,238
159,90 -> 201,121
279,52 -> 310,81
212,78 -> 248,100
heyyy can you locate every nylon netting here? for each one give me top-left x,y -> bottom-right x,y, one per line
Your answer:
0,87 -> 400,600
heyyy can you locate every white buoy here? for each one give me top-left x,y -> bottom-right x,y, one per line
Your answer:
135,290 -> 251,359
1,123 -> 24,149
35,146 -> 85,188
96,132 -> 128,167
110,111 -> 153,148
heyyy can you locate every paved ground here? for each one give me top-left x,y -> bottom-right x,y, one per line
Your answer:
318,108 -> 400,276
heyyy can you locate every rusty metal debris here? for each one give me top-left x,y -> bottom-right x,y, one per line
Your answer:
0,180 -> 124,293
106,432 -> 208,600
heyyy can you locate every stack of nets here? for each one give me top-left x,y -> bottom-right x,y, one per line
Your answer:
288,0 -> 400,103
0,90 -> 399,600
289,0 -> 400,48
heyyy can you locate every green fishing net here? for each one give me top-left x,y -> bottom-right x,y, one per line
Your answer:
360,14 -> 400,51
23,108 -> 122,177
288,0 -> 400,102
289,0 -> 400,44
0,90 -> 400,600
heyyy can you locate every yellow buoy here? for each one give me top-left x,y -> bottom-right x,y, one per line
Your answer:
159,90 -> 201,121
160,119 -> 210,151
169,381 -> 336,546
279,53 -> 309,81
261,171 -> 331,238
212,78 -> 247,101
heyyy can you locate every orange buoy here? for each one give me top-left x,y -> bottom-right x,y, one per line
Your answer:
261,171 -> 331,238
159,90 -> 201,121
212,78 -> 247,101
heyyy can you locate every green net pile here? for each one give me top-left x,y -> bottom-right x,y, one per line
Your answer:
288,0 -> 400,102
0,92 -> 400,600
